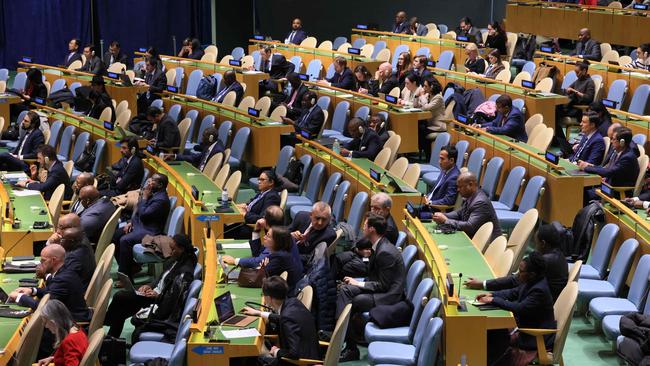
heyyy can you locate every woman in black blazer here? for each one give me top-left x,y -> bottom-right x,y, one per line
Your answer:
10,68 -> 48,120
262,226 -> 303,293
483,22 -> 508,55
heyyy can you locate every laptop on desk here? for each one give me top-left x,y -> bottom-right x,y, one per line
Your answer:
214,291 -> 257,327
315,137 -> 336,148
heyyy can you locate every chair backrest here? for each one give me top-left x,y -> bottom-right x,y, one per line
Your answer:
230,46 -> 245,60
213,163 -> 230,189
255,96 -> 272,117
224,170 -> 242,200
150,99 -> 164,110
269,105 -> 287,121
375,48 -> 391,62
607,79 -> 627,109
165,68 -> 177,86
374,147 -> 392,169
560,70 -> 578,91
472,222 -> 493,253
633,133 -> 647,147
508,208 -> 539,271
354,105 -> 370,120
304,162 -> 326,202
401,245 -> 418,270
168,104 -> 182,122
321,172 -> 342,206
230,127 -> 251,161
412,301 -> 441,358
51,78 -> 66,94
494,249 -> 514,277
194,115 -> 215,145
352,38 -> 366,49
187,279 -> 203,299
416,318 -> 444,366
635,155 -> 649,197
481,157 -> 504,199
495,69 -> 511,83
518,175 -> 546,213
347,192 -> 369,237
625,255 -> 650,308
318,40 -> 333,50
488,94 -> 501,103
484,236 -> 507,269
297,285 -> 314,311
85,258 -> 105,305
512,98 -> 525,113
466,147 -> 485,181
48,184 -> 66,227
454,140 -> 469,168
78,328 -> 105,366
525,113 -> 544,136
396,230 -> 406,247
405,260 -> 426,300
527,123 -> 546,145
217,120 -> 232,147
185,69 -> 204,96
628,84 -> 650,115
95,207 -> 122,262
407,278 -> 434,340
536,77 -> 554,93
388,157 -> 409,178
279,189 -> 288,211
275,145 -> 295,176
174,318 -> 193,344
177,117 -> 192,152
71,130 -> 90,161
300,37 -> 317,48
437,50 -> 454,70
384,134 -> 401,166
306,59 -> 322,81
427,132 -> 451,167
166,206 -> 186,236
48,120 -> 64,147
550,282 -> 579,363
360,44 -> 374,58
607,238 -> 640,295
88,279 -> 113,335
238,95 -> 255,111
592,74 -> 604,100
496,166 -> 526,210
193,263 -> 203,280
403,163 -> 420,189
14,311 -> 44,366
415,47 -> 431,58
323,304 -> 352,366
12,71 -> 27,90
174,67 -> 184,88
371,40 -> 387,59
330,100 -> 350,133
331,180 -> 350,222
531,127 -> 552,151
522,61 -> 536,77
297,154 -> 313,195
391,44 -> 410,70
57,125 -> 76,159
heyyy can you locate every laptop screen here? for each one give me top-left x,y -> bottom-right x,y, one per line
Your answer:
214,291 -> 236,323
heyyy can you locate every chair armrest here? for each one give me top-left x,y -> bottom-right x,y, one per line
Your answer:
264,334 -> 279,340
518,328 -> 557,365
602,182 -> 635,199
518,328 -> 557,336
318,340 -> 330,347
575,105 -> 589,111
282,357 -> 324,366
429,204 -> 454,212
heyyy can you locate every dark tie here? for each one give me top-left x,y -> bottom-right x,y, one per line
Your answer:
199,148 -> 211,171
461,200 -> 470,221
429,171 -> 447,200
571,135 -> 588,162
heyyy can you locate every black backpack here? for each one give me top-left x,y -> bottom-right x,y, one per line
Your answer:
562,202 -> 604,261
196,75 -> 218,100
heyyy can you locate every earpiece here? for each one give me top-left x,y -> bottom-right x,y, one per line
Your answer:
310,97 -> 316,106
358,124 -> 365,134
131,146 -> 136,155
620,138 -> 625,146
44,156 -> 50,166
208,133 -> 215,143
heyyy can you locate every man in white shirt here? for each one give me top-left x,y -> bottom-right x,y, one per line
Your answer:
284,18 -> 307,45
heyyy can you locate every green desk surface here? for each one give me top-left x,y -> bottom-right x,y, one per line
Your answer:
0,270 -> 35,350
352,31 -> 461,49
3,182 -> 52,232
169,98 -> 282,128
604,203 -> 650,243
436,72 -> 567,101
315,88 -> 425,116
190,242 -> 262,345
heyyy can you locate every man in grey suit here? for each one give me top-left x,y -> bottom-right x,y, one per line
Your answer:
337,213 -> 405,362
570,28 -> 601,61
433,172 -> 502,241
78,186 -> 117,244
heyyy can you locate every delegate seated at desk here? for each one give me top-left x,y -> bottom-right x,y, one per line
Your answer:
568,114 -> 605,165
422,145 -> 460,207
289,201 -> 337,260
103,40 -> 129,68
9,68 -> 47,120
63,38 -> 82,68
36,300 -> 89,366
177,38 -> 204,60
339,117 -> 382,160
365,63 -> 398,97
456,16 -> 482,45
474,94 -> 527,142
432,172 -> 502,241
145,106 -> 180,152
391,11 -> 409,34
17,144 -> 72,200
570,28 -> 602,61
69,172 -> 94,214
165,127 -> 224,171
135,57 -> 167,114
212,70 -> 244,105
408,17 -> 429,37
280,72 -> 309,119
230,170 -> 282,239
482,49 -> 505,79
103,137 -> 144,197
285,18 -> 308,45
464,43 -> 486,74
59,226 -> 96,291
368,114 -> 390,145
624,43 -> 650,71
255,46 -> 295,97
0,111 -> 44,171
318,56 -> 355,90
78,186 -> 117,244
556,61 -> 596,137
483,22 -> 508,55
369,192 -> 399,245
415,76 -> 447,160
281,91 -> 324,140
76,44 -> 106,75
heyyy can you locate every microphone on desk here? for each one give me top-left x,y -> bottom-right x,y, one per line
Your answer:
2,230 -> 33,268
457,273 -> 463,299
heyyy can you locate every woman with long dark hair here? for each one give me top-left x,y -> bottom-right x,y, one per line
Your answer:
262,226 -> 303,293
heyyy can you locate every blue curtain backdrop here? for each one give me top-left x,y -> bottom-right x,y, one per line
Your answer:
0,0 -> 92,68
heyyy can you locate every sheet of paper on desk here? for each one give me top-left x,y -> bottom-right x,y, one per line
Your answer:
3,173 -> 29,180
221,328 -> 261,339
533,92 -> 557,97
335,94 -> 354,98
221,243 -> 251,249
243,70 -> 264,74
12,190 -> 41,197
266,122 -> 284,125
398,107 -> 423,112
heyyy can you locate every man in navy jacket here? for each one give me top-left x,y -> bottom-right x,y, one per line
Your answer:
478,95 -> 527,142
569,114 -> 605,165
170,127 -> 224,171
212,70 -> 244,105
104,137 -> 144,196
289,202 -> 337,259
19,144 -> 72,200
340,118 -> 382,160
392,11 -> 409,33
423,145 -> 461,207
285,18 -> 308,45
78,186 -> 117,244
0,111 -> 44,171
322,57 -> 355,90
281,91 -> 325,140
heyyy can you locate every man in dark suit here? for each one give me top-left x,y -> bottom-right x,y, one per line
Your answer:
136,56 -> 167,113
257,47 -> 295,97
168,127 -> 224,171
340,117 -> 382,160
391,11 -> 409,34
147,106 -> 180,152
370,193 -> 399,244
63,38 -> 82,68
601,122 -> 622,167
18,144 -> 72,200
477,252 -> 556,364
70,172 -> 95,215
337,213 -> 406,361
569,114 -> 605,165
185,39 -> 205,60
9,244 -> 91,322
76,44 -> 105,75
477,95 -> 527,142
285,18 -> 308,45
433,172 -> 503,241
423,145 -> 461,208
465,224 -> 569,301
113,173 -> 170,280
456,17 -> 482,44
281,91 -> 325,140
289,202 -> 337,260
243,276 -> 320,362
0,111 -> 44,171
570,28 -> 602,61
212,70 -> 244,105
103,41 -> 129,68
281,73 -> 309,119
321,56 -> 355,90
78,186 -> 117,244
412,55 -> 433,80
367,62 -> 399,97
580,127 -> 640,202
60,226 -> 97,291
104,137 -> 144,197
369,114 -> 390,145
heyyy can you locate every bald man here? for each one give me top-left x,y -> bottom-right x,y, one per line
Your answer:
367,62 -> 399,97
212,70 -> 244,105
570,28 -> 601,61
392,11 -> 409,33
9,244 -> 90,321
61,226 -> 96,290
70,172 -> 94,214
79,185 -> 117,243
432,172 -> 502,241
46,212 -> 82,245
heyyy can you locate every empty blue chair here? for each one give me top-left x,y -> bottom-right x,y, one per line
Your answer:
466,147 -> 486,181
633,133 -> 647,147
167,104 -> 182,123
437,51 -> 454,70
419,132 -> 451,178
333,36 -> 348,50
368,315 -> 443,365
50,79 -> 66,94
129,318 -> 191,364
603,287 -> 650,341
577,223 -> 619,280
68,132 -> 90,162
405,260 -> 425,300
56,125 -> 75,161
578,239 -> 639,309
290,172 -> 341,218
331,180 -> 350,223
590,254 -> 650,327
285,162 -> 326,211
186,115 -> 215,151
491,166 -> 526,211
513,98 -> 525,112
217,120 -> 232,147
454,140 -> 469,168
150,99 -> 164,110
488,94 -> 501,103
561,71 -> 578,91
69,82 -> 81,96
522,61 -> 536,77
306,59 -> 322,81
47,120 -> 64,147
289,56 -> 302,73
249,145 -> 294,189
442,87 -> 454,102
355,106 -> 371,121
438,24 -> 448,33
182,109 -> 199,146
12,72 -> 27,90
252,50 -> 261,70
496,175 -> 546,229
317,95 -> 331,112
0,68 -> 8,81
347,192 -> 369,238
175,67 -> 184,88
296,154 -> 313,195
231,47 -> 245,60
371,41 -> 387,59
227,127 -> 251,169
415,47 -> 431,58
401,245 -> 418,271
481,157 -> 504,200
138,297 -> 198,342
396,231 -> 407,248
322,101 -> 350,138
606,79 -> 628,109
628,84 -> 650,115
185,69 -> 203,96
325,62 -> 336,79
392,45 -> 410,71
352,38 -> 366,49
365,278 -> 436,344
